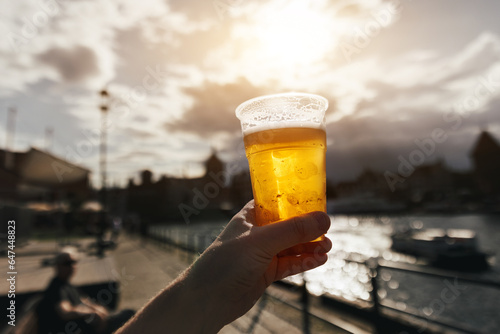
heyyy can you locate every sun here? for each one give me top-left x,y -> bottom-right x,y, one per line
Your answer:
237,1 -> 340,76
260,4 -> 330,64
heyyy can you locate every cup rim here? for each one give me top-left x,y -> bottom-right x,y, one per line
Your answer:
235,92 -> 328,119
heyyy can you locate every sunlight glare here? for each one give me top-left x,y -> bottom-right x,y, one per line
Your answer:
249,1 -> 336,70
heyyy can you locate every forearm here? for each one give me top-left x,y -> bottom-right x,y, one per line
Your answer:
58,304 -> 98,321
81,299 -> 108,315
116,267 -> 221,334
115,204 -> 331,334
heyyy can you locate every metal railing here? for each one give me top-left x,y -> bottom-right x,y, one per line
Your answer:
368,260 -> 500,334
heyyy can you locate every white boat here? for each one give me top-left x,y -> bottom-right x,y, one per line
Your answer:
391,228 -> 490,271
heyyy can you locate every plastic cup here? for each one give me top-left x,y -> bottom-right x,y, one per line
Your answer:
235,92 -> 328,232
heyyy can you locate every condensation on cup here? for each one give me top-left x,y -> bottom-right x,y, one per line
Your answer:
235,92 -> 328,239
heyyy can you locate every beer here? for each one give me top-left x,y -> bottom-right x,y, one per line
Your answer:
236,92 -> 328,236
244,125 -> 326,226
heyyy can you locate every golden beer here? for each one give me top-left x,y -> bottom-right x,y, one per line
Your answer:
236,92 -> 328,241
244,126 -> 327,226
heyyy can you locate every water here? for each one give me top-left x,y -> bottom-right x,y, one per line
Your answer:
151,214 -> 500,333
304,214 -> 500,333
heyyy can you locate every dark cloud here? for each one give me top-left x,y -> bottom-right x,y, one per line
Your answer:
325,112 -> 445,182
325,76 -> 500,182
164,77 -> 271,136
324,27 -> 500,181
36,45 -> 99,82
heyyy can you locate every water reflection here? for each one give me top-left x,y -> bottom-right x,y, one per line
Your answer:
282,214 -> 500,332
287,215 -> 393,302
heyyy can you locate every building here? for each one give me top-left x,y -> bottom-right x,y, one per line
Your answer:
470,131 -> 500,196
0,147 -> 91,205
124,151 -> 229,223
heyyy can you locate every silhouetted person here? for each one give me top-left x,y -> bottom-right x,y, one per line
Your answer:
110,216 -> 122,243
36,250 -> 134,334
96,212 -> 108,257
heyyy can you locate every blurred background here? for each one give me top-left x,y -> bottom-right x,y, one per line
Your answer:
1,0 -> 500,333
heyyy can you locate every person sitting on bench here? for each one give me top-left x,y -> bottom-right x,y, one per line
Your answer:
36,249 -> 134,334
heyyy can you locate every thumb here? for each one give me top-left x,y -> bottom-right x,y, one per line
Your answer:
256,212 -> 330,256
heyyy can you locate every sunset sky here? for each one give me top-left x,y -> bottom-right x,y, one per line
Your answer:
1,0 -> 500,186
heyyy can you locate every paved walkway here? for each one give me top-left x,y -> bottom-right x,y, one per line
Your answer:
0,238 -> 116,295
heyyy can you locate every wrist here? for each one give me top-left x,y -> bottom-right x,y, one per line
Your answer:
184,256 -> 230,333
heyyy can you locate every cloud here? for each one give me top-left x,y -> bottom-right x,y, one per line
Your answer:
168,0 -> 220,21
171,23 -> 234,67
164,77 -> 269,136
425,32 -> 500,86
121,126 -> 156,139
2,0 -> 500,185
323,31 -> 500,181
114,150 -> 163,162
36,45 -> 100,82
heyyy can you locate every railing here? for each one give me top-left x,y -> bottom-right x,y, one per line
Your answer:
368,260 -> 500,334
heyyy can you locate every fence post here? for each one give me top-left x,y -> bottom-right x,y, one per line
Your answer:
301,277 -> 311,334
369,258 -> 382,333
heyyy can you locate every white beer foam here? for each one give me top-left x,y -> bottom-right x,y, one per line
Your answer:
242,121 -> 324,136
236,92 -> 328,134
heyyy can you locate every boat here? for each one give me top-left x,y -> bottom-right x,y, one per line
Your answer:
391,228 -> 491,271
327,195 -> 407,214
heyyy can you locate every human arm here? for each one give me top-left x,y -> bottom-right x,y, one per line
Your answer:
54,296 -> 108,332
116,200 -> 332,334
80,297 -> 109,317
56,300 -> 106,326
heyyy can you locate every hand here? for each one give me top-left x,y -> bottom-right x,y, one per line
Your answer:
186,200 -> 332,332
93,305 -> 109,318
115,200 -> 332,334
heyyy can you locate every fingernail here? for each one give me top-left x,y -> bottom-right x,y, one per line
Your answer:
312,212 -> 330,231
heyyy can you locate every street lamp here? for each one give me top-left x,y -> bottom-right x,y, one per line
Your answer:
99,88 -> 109,207
97,88 -> 110,257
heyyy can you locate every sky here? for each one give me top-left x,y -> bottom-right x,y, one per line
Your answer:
1,0 -> 500,187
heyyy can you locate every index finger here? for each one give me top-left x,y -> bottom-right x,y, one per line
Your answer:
255,211 -> 330,256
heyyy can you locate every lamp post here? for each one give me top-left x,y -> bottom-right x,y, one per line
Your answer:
97,89 -> 109,257
99,89 -> 109,206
